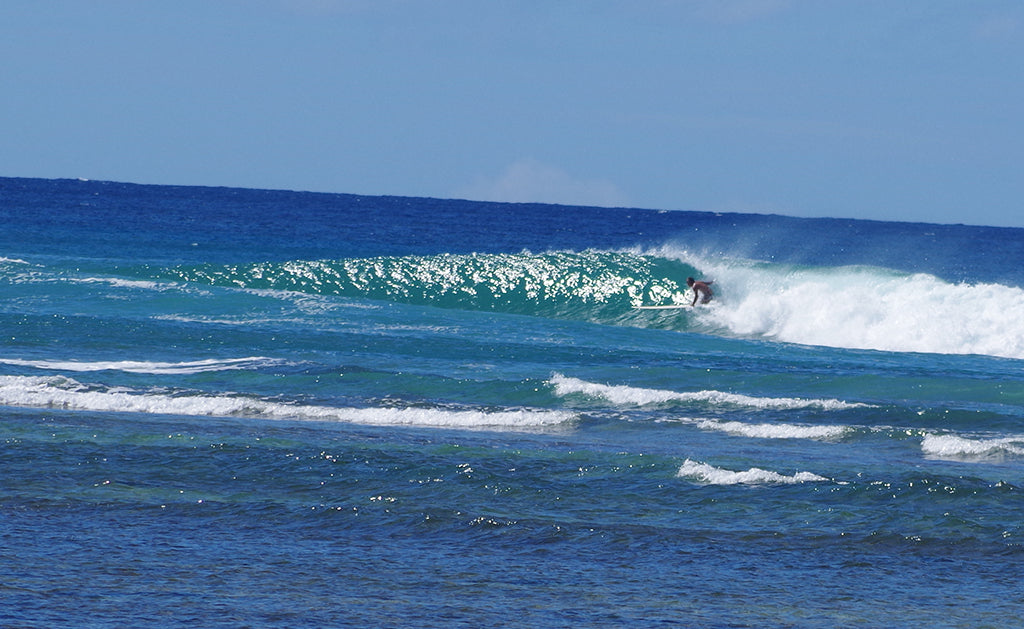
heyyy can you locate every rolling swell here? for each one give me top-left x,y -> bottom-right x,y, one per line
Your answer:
157,250 -> 697,322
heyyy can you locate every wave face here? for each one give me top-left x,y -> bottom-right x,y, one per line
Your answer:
156,250 -> 697,321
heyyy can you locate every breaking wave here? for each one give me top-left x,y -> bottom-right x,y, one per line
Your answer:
142,246 -> 1024,359
677,459 -> 829,485
0,375 -> 573,431
549,374 -> 866,411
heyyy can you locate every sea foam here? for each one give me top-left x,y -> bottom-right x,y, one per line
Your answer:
672,251 -> 1024,359
921,433 -> 1024,459
696,419 -> 849,440
677,459 -> 828,485
0,357 -> 288,375
0,375 -> 573,430
550,374 -> 864,410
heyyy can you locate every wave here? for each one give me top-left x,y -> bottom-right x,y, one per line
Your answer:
549,374 -> 865,411
695,419 -> 850,440
677,459 -> 829,485
148,247 -> 1024,359
0,375 -> 573,430
155,250 -> 695,320
0,357 -> 287,375
74,276 -> 183,291
921,433 -> 1024,460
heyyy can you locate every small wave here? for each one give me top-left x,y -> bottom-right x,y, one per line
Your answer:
153,314 -> 296,327
677,459 -> 828,485
550,374 -> 866,411
74,277 -> 179,291
696,419 -> 849,440
921,433 -> 1024,460
0,357 -> 288,375
0,375 -> 573,430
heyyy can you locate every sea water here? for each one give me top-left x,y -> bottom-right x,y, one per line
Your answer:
1,177 -> 1022,627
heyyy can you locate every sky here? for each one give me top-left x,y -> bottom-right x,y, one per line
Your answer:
2,1 -> 1023,228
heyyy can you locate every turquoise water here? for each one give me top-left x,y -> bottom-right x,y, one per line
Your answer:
1,177 -> 1023,627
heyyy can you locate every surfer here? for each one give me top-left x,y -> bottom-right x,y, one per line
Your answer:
687,277 -> 713,306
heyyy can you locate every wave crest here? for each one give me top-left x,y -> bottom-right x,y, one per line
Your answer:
0,375 -> 573,431
696,419 -> 849,440
550,374 -> 865,411
921,433 -> 1024,460
677,459 -> 828,485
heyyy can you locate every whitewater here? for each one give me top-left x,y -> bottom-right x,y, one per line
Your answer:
683,252 -> 1024,359
1,177 -> 1023,628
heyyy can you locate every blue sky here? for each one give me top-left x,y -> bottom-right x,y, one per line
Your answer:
3,1 -> 1023,227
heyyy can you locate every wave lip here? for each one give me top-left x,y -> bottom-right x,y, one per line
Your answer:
0,375 -> 573,431
677,459 -> 828,485
550,374 -> 867,411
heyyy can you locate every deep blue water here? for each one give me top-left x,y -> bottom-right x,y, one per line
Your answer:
2,177 -> 1023,627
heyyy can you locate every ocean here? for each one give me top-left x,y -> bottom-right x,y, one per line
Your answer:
1,176 -> 1022,627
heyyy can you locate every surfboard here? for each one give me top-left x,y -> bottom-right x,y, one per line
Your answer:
634,304 -> 689,310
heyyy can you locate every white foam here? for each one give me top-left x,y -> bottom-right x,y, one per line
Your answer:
550,374 -> 866,410
0,375 -> 573,430
663,250 -> 1024,359
0,357 -> 287,375
74,278 -> 195,292
696,419 -> 849,440
153,315 -> 279,327
677,459 -> 828,485
921,433 -> 1024,459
